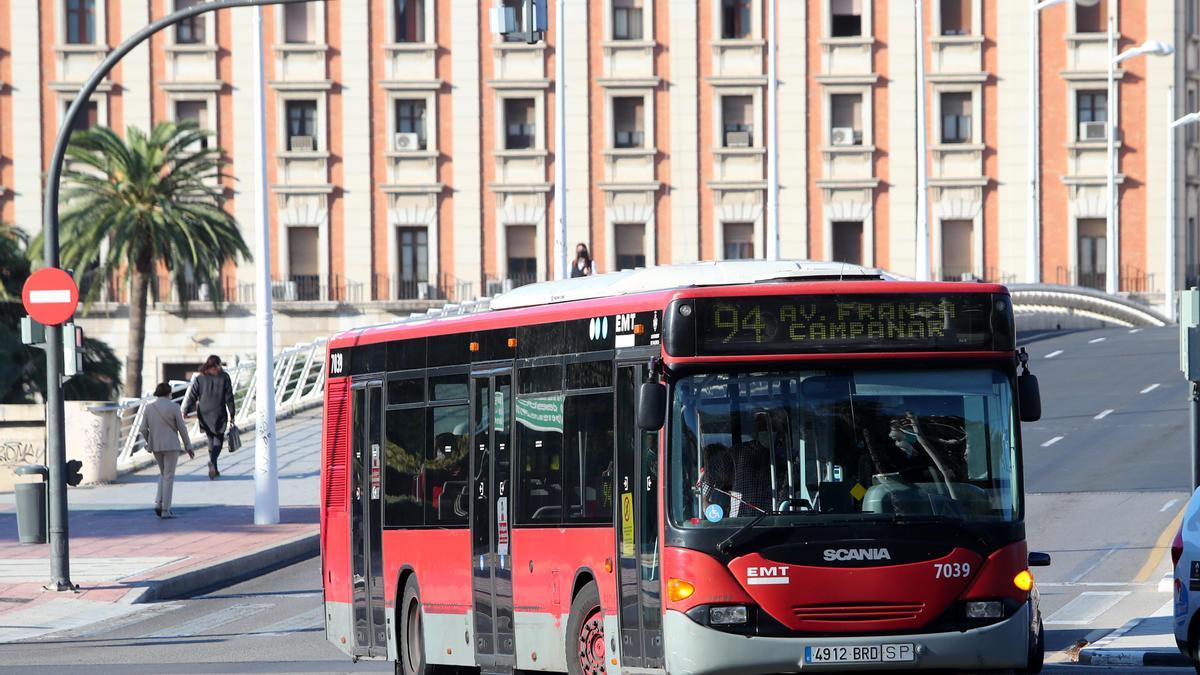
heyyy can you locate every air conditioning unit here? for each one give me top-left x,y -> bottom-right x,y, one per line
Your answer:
725,130 -> 752,148
272,281 -> 298,302
290,135 -> 315,152
1079,121 -> 1107,142
394,132 -> 420,151
831,127 -> 858,146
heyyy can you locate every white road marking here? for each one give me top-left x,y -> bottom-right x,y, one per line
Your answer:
28,290 -> 71,304
1089,337 -> 1107,344
144,603 -> 273,639
1045,350 -> 1064,359
1042,436 -> 1064,447
1141,383 -> 1161,394
1044,591 -> 1130,625
1070,547 -> 1121,583
1161,498 -> 1180,513
1129,328 -> 1143,334
1160,574 -> 1175,593
1037,582 -> 1154,588
1094,409 -> 1114,420
258,607 -> 325,636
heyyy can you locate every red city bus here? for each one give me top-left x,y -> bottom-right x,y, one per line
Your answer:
321,261 -> 1050,674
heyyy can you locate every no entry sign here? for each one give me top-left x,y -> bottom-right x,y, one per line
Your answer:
22,268 -> 79,326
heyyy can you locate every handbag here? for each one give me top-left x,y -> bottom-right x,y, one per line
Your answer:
227,424 -> 242,453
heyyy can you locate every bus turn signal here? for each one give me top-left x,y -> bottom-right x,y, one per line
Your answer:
667,578 -> 695,602
1013,570 -> 1034,592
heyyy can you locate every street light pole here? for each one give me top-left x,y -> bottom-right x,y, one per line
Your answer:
1027,1 -> 1042,284
1169,85 -> 1178,323
915,0 -> 930,281
1106,10 -> 1118,295
766,0 -> 779,261
40,0 -> 322,589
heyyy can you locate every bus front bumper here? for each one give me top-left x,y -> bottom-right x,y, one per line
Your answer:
663,604 -> 1031,674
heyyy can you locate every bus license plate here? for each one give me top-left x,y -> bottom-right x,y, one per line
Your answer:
803,644 -> 915,665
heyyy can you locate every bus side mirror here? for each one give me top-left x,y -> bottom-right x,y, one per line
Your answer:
1018,371 -> 1041,423
637,382 -> 667,431
1029,551 -> 1052,567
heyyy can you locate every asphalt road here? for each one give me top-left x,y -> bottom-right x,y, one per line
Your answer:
1019,326 -> 1192,666
0,325 -> 1193,673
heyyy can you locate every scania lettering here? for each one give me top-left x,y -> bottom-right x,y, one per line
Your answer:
319,261 -> 1049,674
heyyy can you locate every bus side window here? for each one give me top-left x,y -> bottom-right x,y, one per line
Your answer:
517,394 -> 565,524
385,408 -> 425,527
427,404 -> 470,526
564,392 -> 615,524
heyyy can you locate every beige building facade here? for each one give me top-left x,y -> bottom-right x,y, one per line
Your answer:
0,0 -> 1196,391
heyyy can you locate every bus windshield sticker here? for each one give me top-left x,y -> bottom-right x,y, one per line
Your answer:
704,503 -> 724,523
494,390 -> 505,432
621,493 -> 635,555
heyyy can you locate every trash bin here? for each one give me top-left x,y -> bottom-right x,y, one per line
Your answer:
14,465 -> 48,545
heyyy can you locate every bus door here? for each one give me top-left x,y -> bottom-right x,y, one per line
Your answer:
615,364 -> 664,669
470,370 -> 515,670
350,380 -> 386,657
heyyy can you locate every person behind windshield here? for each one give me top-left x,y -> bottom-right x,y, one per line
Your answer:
727,412 -> 774,517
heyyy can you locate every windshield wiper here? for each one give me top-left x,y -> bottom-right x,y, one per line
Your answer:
718,510 -> 772,554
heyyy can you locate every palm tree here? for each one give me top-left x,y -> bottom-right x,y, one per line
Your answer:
50,122 -> 251,398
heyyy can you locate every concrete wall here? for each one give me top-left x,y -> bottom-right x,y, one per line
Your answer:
0,403 -> 119,493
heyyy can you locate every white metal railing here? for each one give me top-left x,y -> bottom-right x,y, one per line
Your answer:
115,338 -> 328,471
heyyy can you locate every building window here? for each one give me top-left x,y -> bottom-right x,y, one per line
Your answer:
829,93 -> 863,145
394,99 -> 427,150
831,221 -> 863,265
723,223 -> 754,260
394,0 -> 426,42
1077,218 -> 1106,290
502,0 -> 526,42
615,224 -> 646,270
66,100 -> 99,134
613,96 -> 645,149
398,227 -> 429,298
1075,0 -> 1107,34
613,0 -> 644,40
504,98 -> 536,150
721,95 -> 753,147
287,226 -> 321,301
940,0 -> 971,35
1080,0 -> 1104,33
721,0 -> 752,39
1076,90 -> 1107,141
830,0 -> 862,38
175,100 -> 209,149
1190,0 -> 1199,36
175,0 -> 206,44
65,0 -> 96,45
507,225 -> 538,283
940,220 -> 973,280
940,92 -> 972,144
1189,89 -> 1198,145
286,100 -> 318,151
284,2 -> 317,44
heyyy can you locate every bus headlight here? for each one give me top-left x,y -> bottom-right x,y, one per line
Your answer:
709,606 -> 748,625
964,601 -> 1003,619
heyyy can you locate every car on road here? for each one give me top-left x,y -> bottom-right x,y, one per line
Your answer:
1172,487 -> 1200,670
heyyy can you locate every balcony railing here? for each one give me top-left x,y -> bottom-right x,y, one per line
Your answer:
371,274 -> 475,303
271,275 -> 363,303
933,268 -> 1019,285
1056,266 -> 1155,294
153,275 -> 252,305
485,274 -> 539,297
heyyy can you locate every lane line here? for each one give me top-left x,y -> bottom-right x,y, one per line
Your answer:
257,607 -> 325,636
1041,436 -> 1064,447
1088,337 -> 1107,344
1093,409 -> 1114,420
1045,350 -> 1063,359
1044,591 -> 1129,625
144,603 -> 273,639
1161,498 -> 1180,513
1069,547 -> 1121,584
1130,328 -> 1143,334
1134,505 -> 1188,583
1141,383 -> 1161,394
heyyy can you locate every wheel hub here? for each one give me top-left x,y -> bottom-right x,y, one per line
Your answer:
577,609 -> 605,675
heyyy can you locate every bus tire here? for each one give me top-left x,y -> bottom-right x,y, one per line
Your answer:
398,576 -> 433,675
566,581 -> 605,675
1019,614 -> 1044,674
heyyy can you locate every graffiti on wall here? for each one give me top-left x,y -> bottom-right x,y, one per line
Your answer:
0,441 -> 45,467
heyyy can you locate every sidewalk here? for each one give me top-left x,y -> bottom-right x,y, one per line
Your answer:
0,407 -> 323,643
1078,598 -> 1192,667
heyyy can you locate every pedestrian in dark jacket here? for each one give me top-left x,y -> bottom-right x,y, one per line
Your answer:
184,355 -> 236,480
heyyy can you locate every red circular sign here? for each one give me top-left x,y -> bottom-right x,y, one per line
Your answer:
22,268 -> 80,326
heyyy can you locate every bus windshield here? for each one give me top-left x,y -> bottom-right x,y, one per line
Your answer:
669,368 -> 1020,528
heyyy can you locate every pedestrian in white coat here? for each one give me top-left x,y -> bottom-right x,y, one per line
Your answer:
139,383 -> 194,518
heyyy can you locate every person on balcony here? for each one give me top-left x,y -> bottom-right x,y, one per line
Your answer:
139,382 -> 194,519
184,355 -> 237,480
571,243 -> 594,278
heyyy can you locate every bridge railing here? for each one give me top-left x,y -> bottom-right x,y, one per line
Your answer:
114,338 -> 328,472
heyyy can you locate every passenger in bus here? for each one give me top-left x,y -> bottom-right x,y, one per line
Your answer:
726,412 -> 774,516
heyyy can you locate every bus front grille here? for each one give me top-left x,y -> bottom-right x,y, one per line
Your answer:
791,602 -> 926,623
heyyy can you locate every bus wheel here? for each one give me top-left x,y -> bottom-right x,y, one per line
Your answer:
399,577 -> 430,675
1019,614 -> 1044,674
567,581 -> 605,675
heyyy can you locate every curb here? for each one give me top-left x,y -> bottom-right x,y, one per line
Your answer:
1078,648 -> 1191,667
124,530 -> 319,604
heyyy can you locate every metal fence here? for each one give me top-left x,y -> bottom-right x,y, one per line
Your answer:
114,338 -> 328,472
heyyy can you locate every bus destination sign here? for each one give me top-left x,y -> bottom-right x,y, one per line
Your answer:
691,293 -> 1012,355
